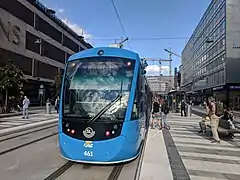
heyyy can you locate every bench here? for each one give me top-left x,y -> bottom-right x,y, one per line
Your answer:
206,119 -> 240,136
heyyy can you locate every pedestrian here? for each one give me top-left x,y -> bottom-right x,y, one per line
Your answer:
198,101 -> 211,134
208,97 -> 221,143
22,96 -> 30,119
180,100 -> 186,116
160,100 -> 170,130
151,97 -> 161,129
55,96 -> 60,113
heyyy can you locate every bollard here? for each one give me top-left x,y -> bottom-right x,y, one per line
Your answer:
187,104 -> 192,117
46,102 -> 51,114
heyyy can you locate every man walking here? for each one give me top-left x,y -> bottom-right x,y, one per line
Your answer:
161,100 -> 170,130
151,97 -> 161,129
55,96 -> 60,113
22,96 -> 30,119
181,100 -> 186,116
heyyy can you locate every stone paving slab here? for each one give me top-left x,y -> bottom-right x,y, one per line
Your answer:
139,128 -> 173,180
167,113 -> 240,180
0,111 -> 58,131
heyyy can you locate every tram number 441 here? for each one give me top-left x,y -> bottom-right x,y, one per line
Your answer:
84,151 -> 93,157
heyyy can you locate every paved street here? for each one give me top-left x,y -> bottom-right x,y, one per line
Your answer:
0,106 -> 48,118
0,111 -> 239,180
168,113 -> 240,180
0,111 -> 58,130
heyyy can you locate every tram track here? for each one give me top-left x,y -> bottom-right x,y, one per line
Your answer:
44,161 -> 124,180
0,123 -> 58,142
0,131 -> 57,156
107,165 -> 124,180
44,161 -> 74,180
43,138 -> 147,180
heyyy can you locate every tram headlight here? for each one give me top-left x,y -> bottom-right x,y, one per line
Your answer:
105,131 -> 110,136
66,123 -> 69,128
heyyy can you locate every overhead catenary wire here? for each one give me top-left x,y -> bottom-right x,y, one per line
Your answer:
110,0 -> 132,50
8,35 -> 201,41
85,37 -> 192,41
12,32 -> 223,42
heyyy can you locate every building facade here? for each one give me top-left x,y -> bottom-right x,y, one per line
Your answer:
0,0 -> 92,105
181,0 -> 240,109
146,76 -> 174,96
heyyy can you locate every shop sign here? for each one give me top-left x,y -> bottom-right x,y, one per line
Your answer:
229,86 -> 240,90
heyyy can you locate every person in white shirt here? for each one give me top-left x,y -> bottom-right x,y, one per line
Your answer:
22,96 -> 30,119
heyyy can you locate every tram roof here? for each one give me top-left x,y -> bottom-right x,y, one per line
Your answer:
68,47 -> 139,62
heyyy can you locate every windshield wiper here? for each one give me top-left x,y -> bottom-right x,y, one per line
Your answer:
88,94 -> 122,123
88,79 -> 124,123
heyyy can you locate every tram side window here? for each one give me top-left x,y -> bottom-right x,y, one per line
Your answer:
131,71 -> 141,120
139,76 -> 146,114
63,77 -> 75,114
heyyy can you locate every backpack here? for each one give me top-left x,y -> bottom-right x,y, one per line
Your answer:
162,104 -> 169,114
215,102 -> 224,117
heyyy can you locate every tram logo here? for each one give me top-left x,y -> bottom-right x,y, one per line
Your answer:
83,127 -> 95,138
84,141 -> 93,148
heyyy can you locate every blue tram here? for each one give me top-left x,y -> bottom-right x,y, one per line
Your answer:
58,47 -> 152,164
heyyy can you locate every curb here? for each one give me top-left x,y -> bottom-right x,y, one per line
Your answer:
0,119 -> 58,136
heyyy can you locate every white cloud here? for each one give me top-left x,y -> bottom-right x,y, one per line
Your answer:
146,65 -> 169,74
58,8 -> 65,13
60,18 -> 92,39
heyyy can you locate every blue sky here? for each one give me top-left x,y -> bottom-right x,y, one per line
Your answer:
40,0 -> 211,75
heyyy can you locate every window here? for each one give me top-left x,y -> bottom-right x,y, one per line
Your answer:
63,35 -> 79,52
25,31 -> 41,54
35,15 -> 62,43
35,60 -> 58,79
0,48 -> 32,75
42,41 -> 65,63
131,70 -> 141,120
63,57 -> 135,121
0,0 -> 34,26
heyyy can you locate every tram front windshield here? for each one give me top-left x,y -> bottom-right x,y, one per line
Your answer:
63,57 -> 135,122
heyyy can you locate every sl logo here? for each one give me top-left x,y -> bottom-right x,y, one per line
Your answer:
83,127 -> 95,138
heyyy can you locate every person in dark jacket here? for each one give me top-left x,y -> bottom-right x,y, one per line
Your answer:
180,100 -> 186,116
160,100 -> 170,129
151,97 -> 161,129
55,96 -> 60,113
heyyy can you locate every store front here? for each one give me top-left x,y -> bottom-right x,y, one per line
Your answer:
23,80 -> 54,106
228,85 -> 240,111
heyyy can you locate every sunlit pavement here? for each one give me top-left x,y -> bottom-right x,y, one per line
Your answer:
167,113 -> 240,180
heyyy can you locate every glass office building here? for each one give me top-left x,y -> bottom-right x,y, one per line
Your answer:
181,0 -> 240,110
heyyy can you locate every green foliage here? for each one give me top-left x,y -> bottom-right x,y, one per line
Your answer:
52,71 -> 63,99
0,59 -> 26,104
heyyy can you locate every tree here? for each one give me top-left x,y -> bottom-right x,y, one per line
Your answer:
0,59 -> 26,106
52,71 -> 63,99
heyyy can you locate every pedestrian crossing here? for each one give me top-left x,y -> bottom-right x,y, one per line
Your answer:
168,113 -> 240,180
0,112 -> 58,130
